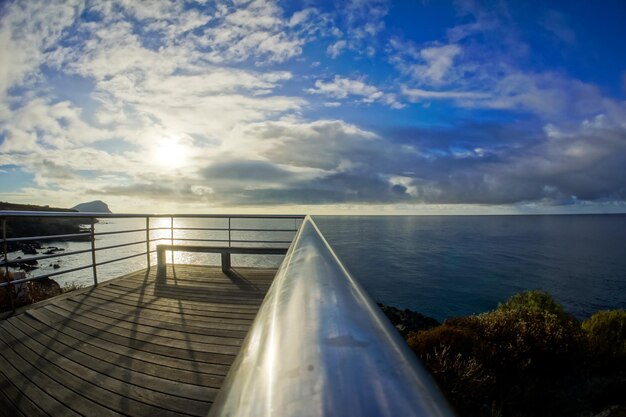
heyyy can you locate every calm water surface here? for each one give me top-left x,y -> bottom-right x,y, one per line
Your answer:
12,214 -> 626,321
315,214 -> 626,321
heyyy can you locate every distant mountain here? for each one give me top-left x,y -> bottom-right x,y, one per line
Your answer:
72,200 -> 112,213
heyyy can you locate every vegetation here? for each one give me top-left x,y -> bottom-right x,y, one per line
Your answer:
583,309 -> 626,364
400,291 -> 626,417
0,202 -> 88,251
61,281 -> 86,293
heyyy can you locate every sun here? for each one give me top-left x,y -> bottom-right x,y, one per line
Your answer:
154,137 -> 188,168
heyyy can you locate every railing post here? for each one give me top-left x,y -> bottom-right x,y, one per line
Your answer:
170,216 -> 174,265
228,217 -> 231,247
2,218 -> 15,311
146,217 -> 151,268
90,218 -> 98,285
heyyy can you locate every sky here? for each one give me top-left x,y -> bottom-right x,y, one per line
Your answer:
1,0 -> 625,214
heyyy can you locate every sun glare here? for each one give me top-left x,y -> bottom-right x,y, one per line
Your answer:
154,137 -> 187,168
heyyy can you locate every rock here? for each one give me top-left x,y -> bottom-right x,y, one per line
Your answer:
18,264 -> 38,272
1,272 -> 61,312
22,245 -> 38,255
18,278 -> 62,305
44,247 -> 65,254
15,258 -> 39,272
378,303 -> 441,337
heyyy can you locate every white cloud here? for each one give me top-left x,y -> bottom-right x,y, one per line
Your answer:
307,75 -> 401,108
329,0 -> 389,57
327,40 -> 347,58
0,98 -> 111,153
402,86 -> 490,102
344,0 -> 388,40
0,0 -> 83,117
417,44 -> 462,84
193,0 -> 311,64
308,76 -> 381,100
390,40 -> 462,86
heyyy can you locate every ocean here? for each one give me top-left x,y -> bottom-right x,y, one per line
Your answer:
316,214 -> 626,321
10,214 -> 626,321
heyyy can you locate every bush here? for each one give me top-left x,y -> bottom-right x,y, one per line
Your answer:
61,281 -> 86,293
499,290 -> 570,320
408,291 -> 586,417
582,309 -> 626,362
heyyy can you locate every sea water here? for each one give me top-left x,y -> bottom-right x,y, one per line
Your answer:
315,214 -> 626,321
10,214 -> 626,321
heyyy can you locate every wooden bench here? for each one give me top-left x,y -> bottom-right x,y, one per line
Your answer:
156,244 -> 289,273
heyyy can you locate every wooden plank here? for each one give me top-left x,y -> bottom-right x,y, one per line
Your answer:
103,280 -> 269,304
92,284 -> 262,317
23,311 -> 231,376
34,306 -> 240,360
98,287 -> 264,314
70,291 -> 258,327
49,302 -> 244,347
112,278 -> 273,297
0,372 -> 31,417
0,352 -> 73,417
62,297 -> 250,337
61,297 -> 250,338
2,320 -> 214,416
0,326 -> 115,417
0,264 -> 276,417
96,284 -> 266,312
0,324 -> 185,417
14,314 -> 225,388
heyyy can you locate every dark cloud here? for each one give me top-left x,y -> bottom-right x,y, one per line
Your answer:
200,159 -> 294,183
93,118 -> 626,208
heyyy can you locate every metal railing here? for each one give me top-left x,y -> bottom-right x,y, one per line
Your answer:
1,211 -> 304,310
209,216 -> 456,417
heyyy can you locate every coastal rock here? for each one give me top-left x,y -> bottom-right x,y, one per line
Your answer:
22,245 -> 38,255
1,272 -> 62,312
378,303 -> 441,337
43,246 -> 64,254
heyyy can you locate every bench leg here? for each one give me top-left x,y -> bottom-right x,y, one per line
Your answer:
221,253 -> 231,273
157,246 -> 166,275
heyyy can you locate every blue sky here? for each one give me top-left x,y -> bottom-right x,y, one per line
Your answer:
1,0 -> 625,214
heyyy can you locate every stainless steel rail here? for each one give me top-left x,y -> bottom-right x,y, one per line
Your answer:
209,216 -> 456,417
0,211 -> 304,306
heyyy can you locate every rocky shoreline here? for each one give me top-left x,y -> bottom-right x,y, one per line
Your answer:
10,244 -> 66,272
377,303 -> 440,337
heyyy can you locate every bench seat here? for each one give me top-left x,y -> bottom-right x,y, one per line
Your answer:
156,244 -> 288,273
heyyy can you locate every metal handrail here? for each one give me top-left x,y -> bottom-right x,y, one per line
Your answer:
0,212 -> 305,299
0,211 -> 304,219
208,216 -> 456,417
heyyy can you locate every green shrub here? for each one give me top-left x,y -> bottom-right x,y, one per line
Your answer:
499,290 -> 570,320
408,291 -> 586,417
582,309 -> 626,361
61,281 -> 86,293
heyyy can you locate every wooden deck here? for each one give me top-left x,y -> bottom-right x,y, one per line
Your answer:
0,264 -> 277,417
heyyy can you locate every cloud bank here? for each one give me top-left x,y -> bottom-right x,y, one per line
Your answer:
0,0 -> 625,213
